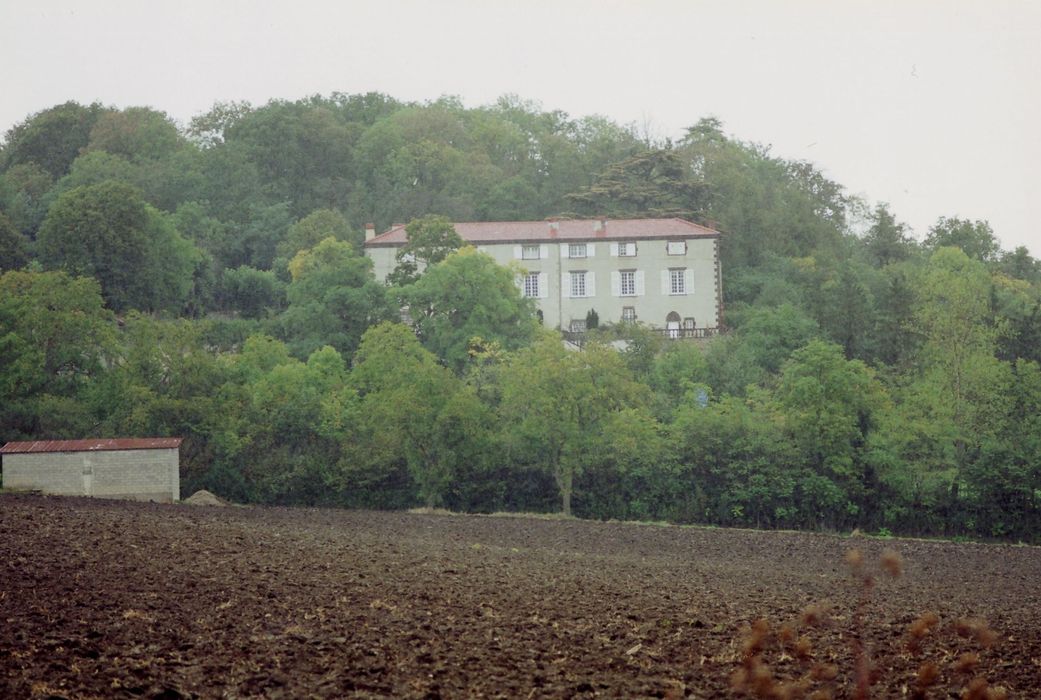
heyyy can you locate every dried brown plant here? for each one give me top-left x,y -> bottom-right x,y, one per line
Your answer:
727,550 -> 1004,699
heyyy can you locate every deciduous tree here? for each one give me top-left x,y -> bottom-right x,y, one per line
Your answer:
500,336 -> 650,515
400,247 -> 538,371
386,214 -> 465,286
281,237 -> 393,358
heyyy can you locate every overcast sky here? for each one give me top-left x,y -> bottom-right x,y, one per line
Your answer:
3,0 -> 1039,255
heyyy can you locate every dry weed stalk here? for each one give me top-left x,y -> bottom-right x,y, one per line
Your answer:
728,548 -> 1006,699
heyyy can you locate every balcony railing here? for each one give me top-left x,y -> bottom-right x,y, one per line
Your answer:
655,327 -> 721,340
562,327 -> 722,346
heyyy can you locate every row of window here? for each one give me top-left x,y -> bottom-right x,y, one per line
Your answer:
519,240 -> 686,260
522,269 -> 693,298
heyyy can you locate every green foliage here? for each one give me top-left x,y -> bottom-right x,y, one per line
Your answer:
774,341 -> 887,511
861,203 -> 915,266
36,181 -> 200,312
924,216 -> 1000,263
999,246 -> 1041,284
326,322 -> 490,508
679,118 -> 847,269
0,270 -> 114,440
218,266 -> 286,318
500,336 -> 651,515
0,161 -> 54,236
810,259 -> 879,360
281,237 -> 394,358
386,214 -> 465,285
84,107 -> 185,162
186,100 -> 253,147
277,208 -> 355,266
37,180 -> 149,312
221,99 -> 361,218
400,247 -> 538,372
221,202 -> 294,271
88,314 -> 230,489
0,211 -> 30,271
649,340 -> 709,409
578,405 -> 674,521
670,394 -> 798,527
217,339 -> 346,504
713,302 -> 821,392
3,93 -> 1040,540
2,101 -> 109,178
564,148 -> 709,219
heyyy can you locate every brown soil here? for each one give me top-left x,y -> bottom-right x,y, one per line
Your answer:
1,493 -> 1039,698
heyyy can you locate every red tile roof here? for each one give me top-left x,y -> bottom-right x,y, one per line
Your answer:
1,438 -> 183,454
364,218 -> 719,247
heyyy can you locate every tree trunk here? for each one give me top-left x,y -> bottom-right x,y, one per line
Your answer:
559,466 -> 573,517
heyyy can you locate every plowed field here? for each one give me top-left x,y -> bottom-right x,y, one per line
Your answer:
2,494 -> 1039,698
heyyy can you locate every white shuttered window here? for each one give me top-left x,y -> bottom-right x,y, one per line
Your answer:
570,271 -> 586,297
663,268 -> 694,295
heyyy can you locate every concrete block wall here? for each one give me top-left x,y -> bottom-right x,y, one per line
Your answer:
2,448 -> 180,502
3,453 -> 84,495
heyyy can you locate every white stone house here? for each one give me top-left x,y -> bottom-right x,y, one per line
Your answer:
364,218 -> 723,336
0,438 -> 182,502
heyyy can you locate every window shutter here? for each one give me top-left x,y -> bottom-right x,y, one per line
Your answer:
540,244 -> 549,259
609,242 -> 618,257
586,271 -> 596,297
685,269 -> 694,294
562,272 -> 571,297
514,274 -> 523,290
587,243 -> 595,258
611,271 -> 621,297
635,270 -> 645,296
661,270 -> 670,295
513,245 -> 522,259
560,245 -> 569,259
538,272 -> 548,299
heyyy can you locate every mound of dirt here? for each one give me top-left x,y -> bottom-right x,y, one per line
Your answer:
182,489 -> 226,506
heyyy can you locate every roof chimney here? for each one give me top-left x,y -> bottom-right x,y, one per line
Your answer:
364,223 -> 376,241
593,219 -> 606,237
548,219 -> 560,238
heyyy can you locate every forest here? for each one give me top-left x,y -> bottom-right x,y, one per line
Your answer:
1,94 -> 1039,541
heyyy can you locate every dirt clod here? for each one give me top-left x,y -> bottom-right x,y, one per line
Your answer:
1,494 -> 1038,697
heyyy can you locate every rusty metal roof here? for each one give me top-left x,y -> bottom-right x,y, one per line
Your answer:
365,218 -> 720,247
0,438 -> 183,454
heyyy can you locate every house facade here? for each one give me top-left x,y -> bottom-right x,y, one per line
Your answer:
0,438 -> 182,502
364,218 -> 722,335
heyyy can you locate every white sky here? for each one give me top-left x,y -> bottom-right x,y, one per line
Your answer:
3,0 -> 1040,255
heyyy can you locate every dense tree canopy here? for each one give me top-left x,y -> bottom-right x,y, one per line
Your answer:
282,237 -> 394,358
36,180 -> 200,312
400,247 -> 538,371
2,101 -> 109,178
2,93 -> 1040,540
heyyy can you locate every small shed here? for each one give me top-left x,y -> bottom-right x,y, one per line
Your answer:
0,438 -> 182,502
